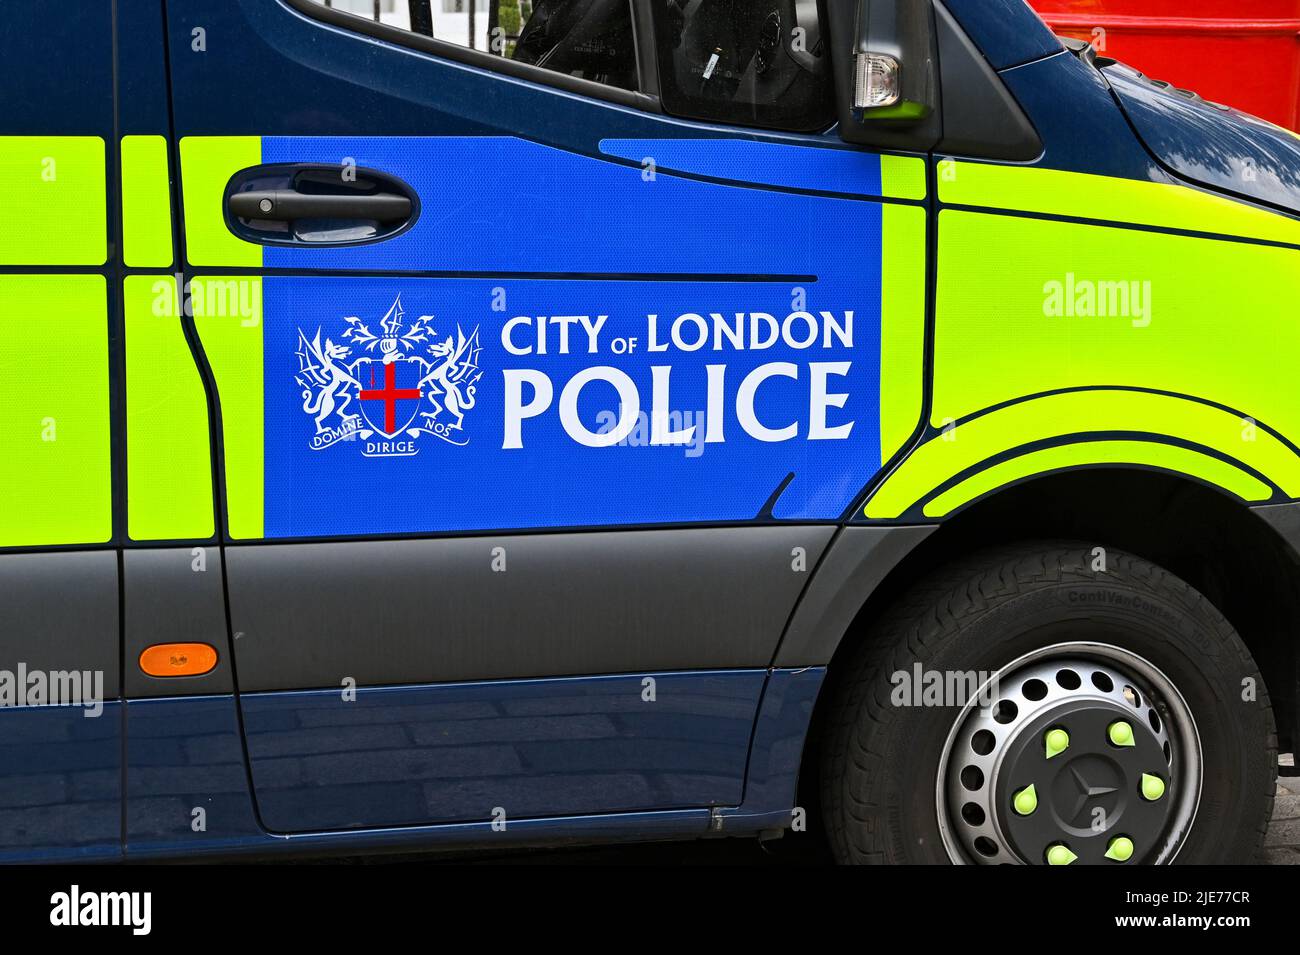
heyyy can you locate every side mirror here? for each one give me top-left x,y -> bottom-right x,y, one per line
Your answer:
827,0 -> 940,149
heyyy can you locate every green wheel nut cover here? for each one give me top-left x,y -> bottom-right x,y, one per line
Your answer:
1046,844 -> 1078,866
1108,720 -> 1135,747
1013,784 -> 1038,816
1105,836 -> 1135,862
1141,773 -> 1166,801
1045,728 -> 1070,758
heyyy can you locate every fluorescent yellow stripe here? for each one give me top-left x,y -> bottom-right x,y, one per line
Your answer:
880,203 -> 927,464
0,276 -> 111,546
125,276 -> 214,540
179,136 -> 263,267
880,154 -> 927,201
121,135 -> 174,268
932,209 -> 1300,447
938,161 -> 1300,247
923,440 -> 1270,518
0,137 -> 106,265
866,390 -> 1299,518
192,277 -> 263,539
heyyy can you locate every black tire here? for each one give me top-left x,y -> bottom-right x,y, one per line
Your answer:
820,541 -> 1277,865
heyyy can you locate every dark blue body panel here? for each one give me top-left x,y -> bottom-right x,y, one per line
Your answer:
0,2 -> 113,137
1105,62 -> 1300,215
119,669 -> 822,858
996,52 -> 1163,183
241,671 -> 765,832
126,697 -> 264,857
940,0 -> 1061,71
119,0 -> 174,136
0,705 -> 121,863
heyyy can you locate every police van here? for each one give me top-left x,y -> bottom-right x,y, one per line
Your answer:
3,0 -> 1298,866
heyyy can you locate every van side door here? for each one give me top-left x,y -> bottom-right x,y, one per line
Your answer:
164,0 -> 927,833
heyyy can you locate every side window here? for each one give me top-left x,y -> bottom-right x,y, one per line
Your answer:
652,0 -> 833,131
304,0 -> 639,91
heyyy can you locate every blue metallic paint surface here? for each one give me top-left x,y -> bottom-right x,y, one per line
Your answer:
126,697 -> 264,858
996,52 -> 1164,183
0,2 -> 113,137
1104,63 -> 1300,217
723,667 -> 825,825
119,0 -> 173,136
939,0 -> 1062,72
0,705 -> 121,863
118,668 -> 822,859
240,670 -> 767,832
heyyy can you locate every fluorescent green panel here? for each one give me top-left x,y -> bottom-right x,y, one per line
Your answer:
932,210 -> 1300,442
937,161 -> 1300,247
867,170 -> 1300,520
866,389 -> 1300,518
0,137 -> 106,265
0,276 -> 111,545
880,203 -> 927,464
923,440 -> 1270,518
179,136 -> 263,267
880,155 -> 927,201
125,276 -> 214,540
192,277 -> 264,539
121,135 -> 174,268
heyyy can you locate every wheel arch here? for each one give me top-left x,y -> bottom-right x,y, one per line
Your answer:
789,467 -> 1300,831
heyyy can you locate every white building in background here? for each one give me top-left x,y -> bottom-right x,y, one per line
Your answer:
312,0 -> 493,51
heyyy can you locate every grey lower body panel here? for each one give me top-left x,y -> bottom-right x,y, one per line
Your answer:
124,547 -> 232,697
226,526 -> 834,691
0,550 -> 119,698
774,524 -> 937,668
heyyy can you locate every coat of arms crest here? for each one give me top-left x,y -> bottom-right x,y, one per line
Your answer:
295,295 -> 483,457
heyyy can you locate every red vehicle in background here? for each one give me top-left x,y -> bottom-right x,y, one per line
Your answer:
1030,0 -> 1300,130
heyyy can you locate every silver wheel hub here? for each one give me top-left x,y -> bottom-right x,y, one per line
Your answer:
937,642 -> 1202,865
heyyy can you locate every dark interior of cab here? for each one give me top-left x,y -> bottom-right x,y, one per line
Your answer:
513,0 -> 826,111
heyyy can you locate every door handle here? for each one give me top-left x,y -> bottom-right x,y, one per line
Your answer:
224,163 -> 419,247
228,190 -> 412,223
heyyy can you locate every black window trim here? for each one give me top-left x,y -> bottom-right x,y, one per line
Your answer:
282,0 -> 662,113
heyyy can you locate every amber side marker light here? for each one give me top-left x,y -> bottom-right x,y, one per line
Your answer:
139,643 -> 218,677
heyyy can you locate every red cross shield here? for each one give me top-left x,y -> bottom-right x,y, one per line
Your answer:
352,356 -> 425,439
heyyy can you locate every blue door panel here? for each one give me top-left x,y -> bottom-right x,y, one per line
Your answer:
0,705 -> 121,862
257,136 -> 885,274
261,272 -> 877,536
215,135 -> 887,536
159,0 -> 875,842
240,671 -> 766,833
597,138 -> 886,195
